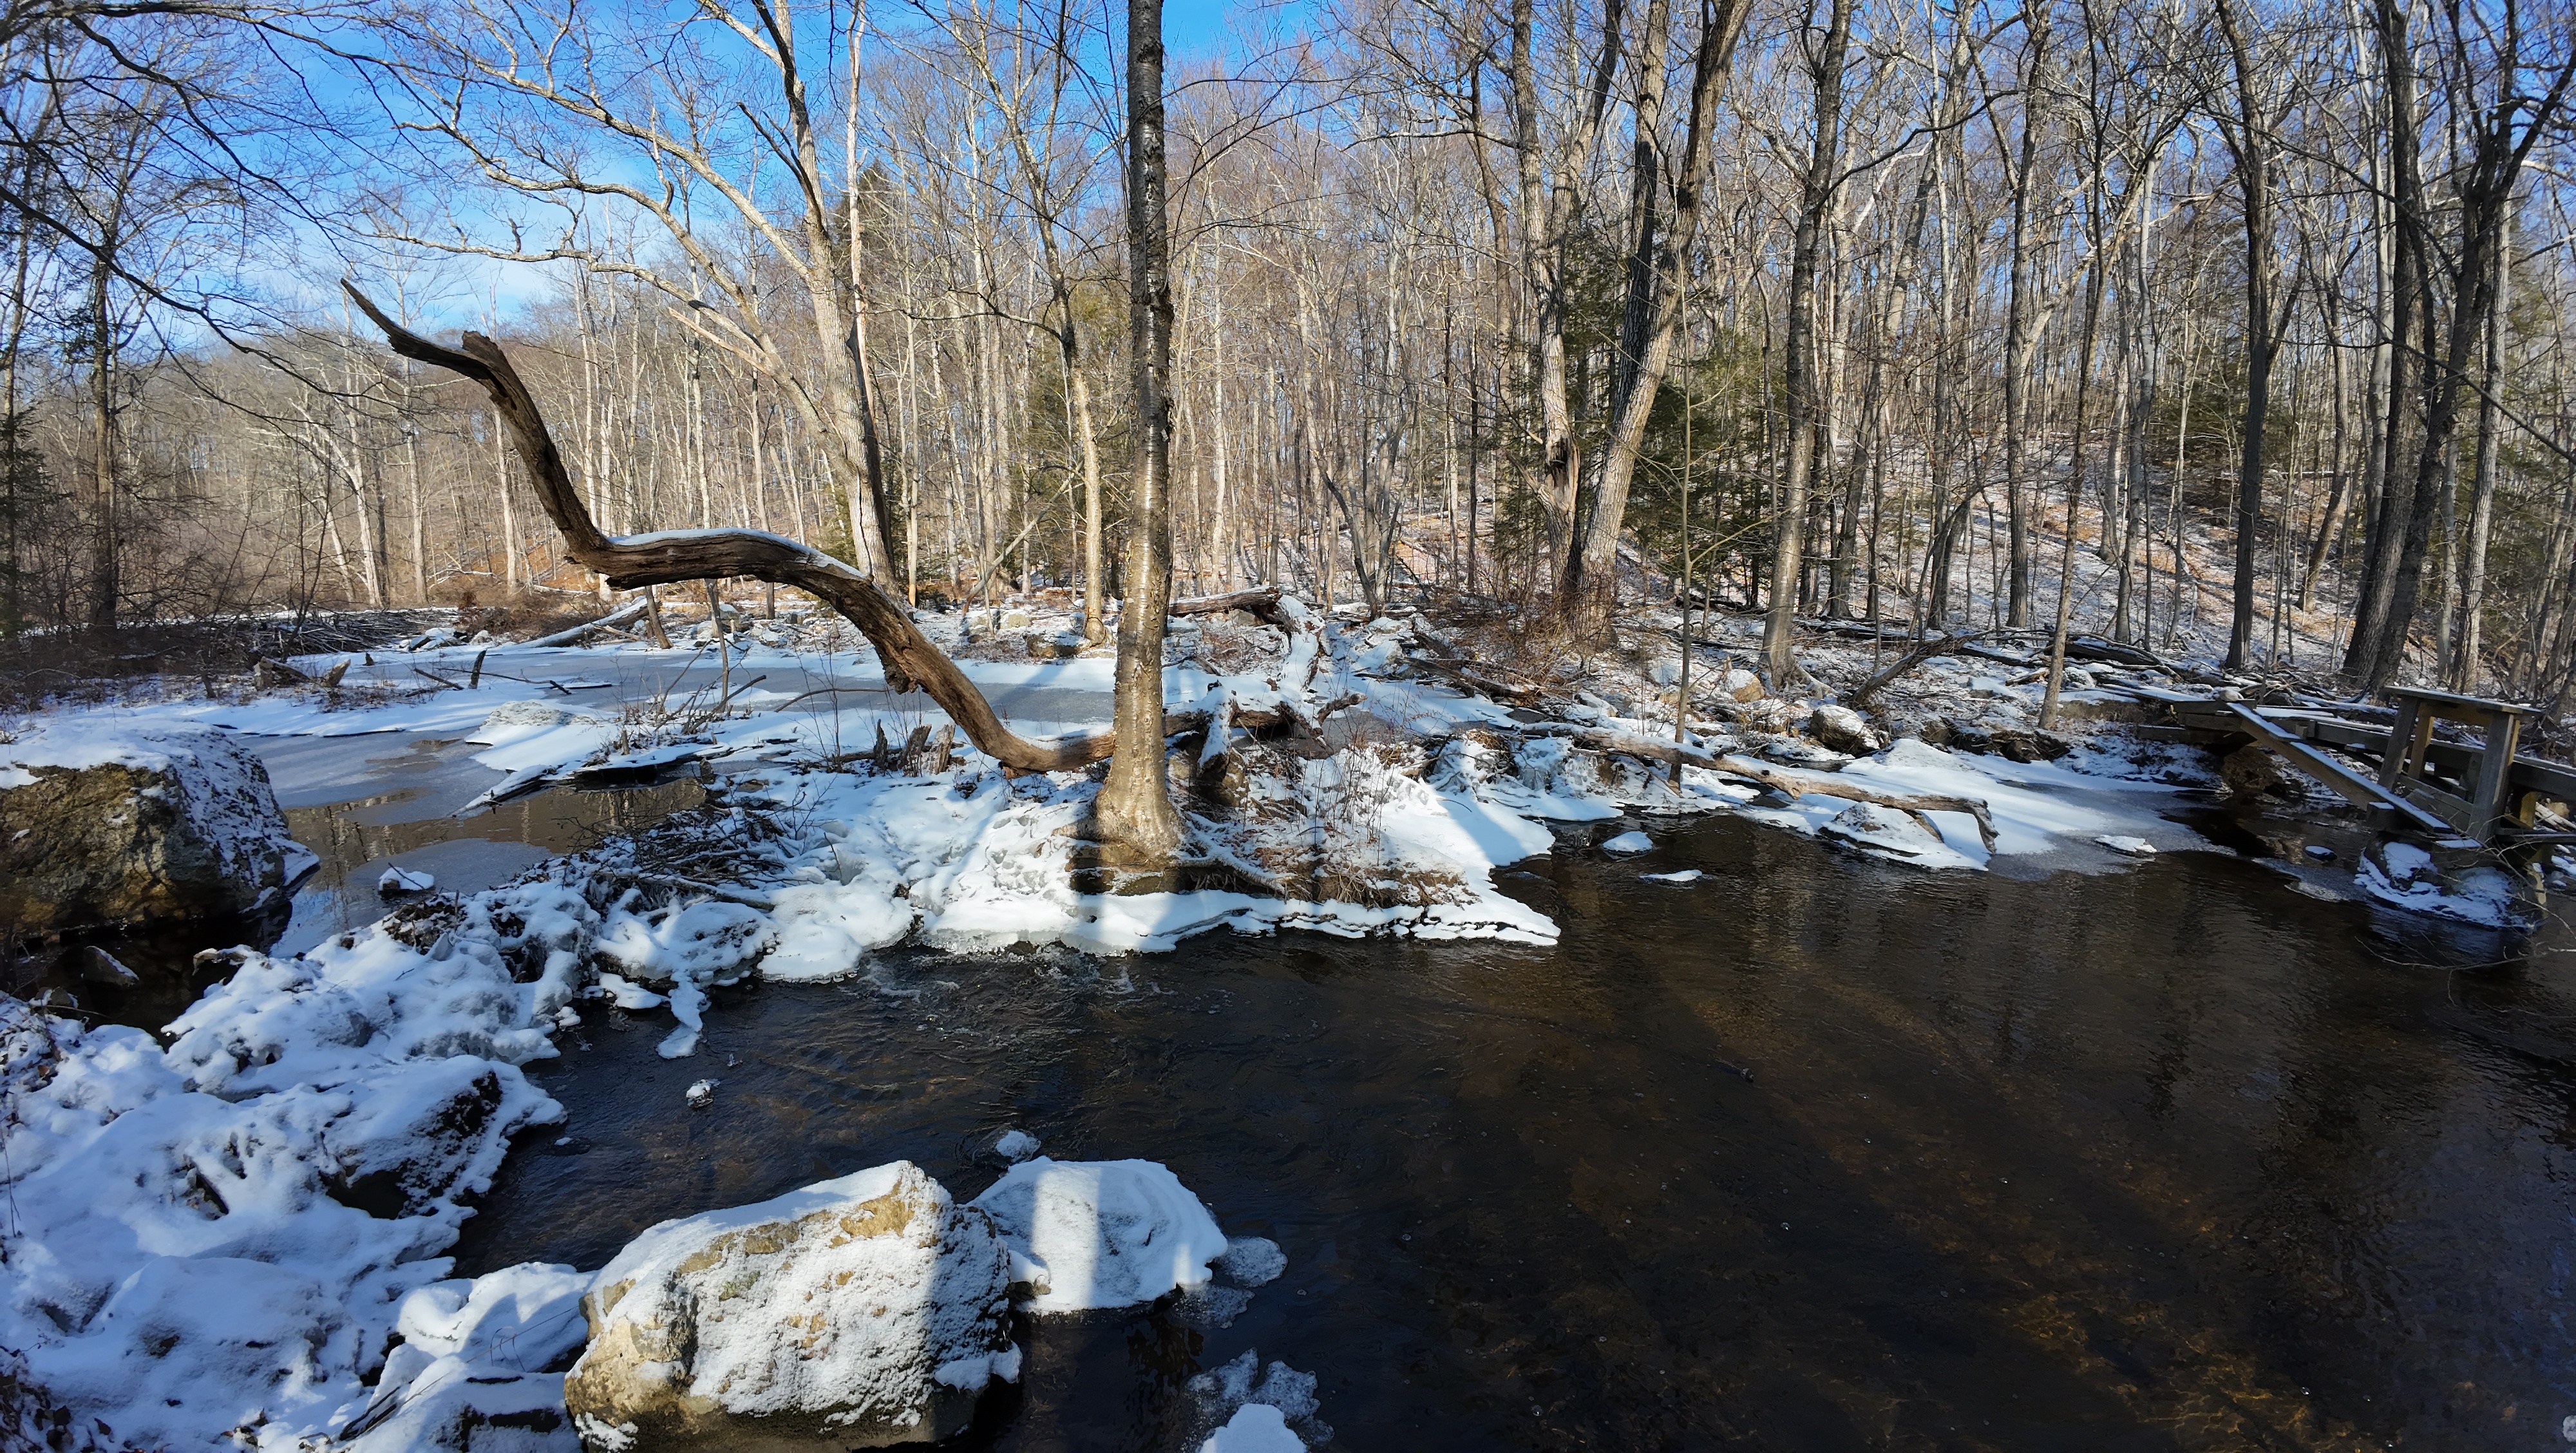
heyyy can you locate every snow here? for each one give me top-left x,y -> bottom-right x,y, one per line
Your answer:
2095,835 -> 2157,856
0,870 -> 580,1450
1601,830 -> 1656,855
1642,869 -> 1703,884
685,1078 -> 717,1106
379,865 -> 436,893
1817,801 -> 1982,869
2356,842 -> 2529,927
969,1157 -> 1230,1313
1201,1402 -> 1305,1452
994,1128 -> 1042,1161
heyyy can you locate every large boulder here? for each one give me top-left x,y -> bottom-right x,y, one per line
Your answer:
0,721 -> 297,933
1806,704 -> 1880,755
564,1163 -> 1019,1450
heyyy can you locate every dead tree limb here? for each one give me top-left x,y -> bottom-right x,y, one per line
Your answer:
1846,632 -> 1980,708
343,283 -> 1112,774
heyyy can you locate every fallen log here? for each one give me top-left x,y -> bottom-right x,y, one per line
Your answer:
344,283 -> 1113,775
1171,586 -> 1286,623
1573,727 -> 1720,766
518,597 -> 653,648
1711,754 -> 1998,851
1408,656 -> 1544,703
2065,634 -> 2164,669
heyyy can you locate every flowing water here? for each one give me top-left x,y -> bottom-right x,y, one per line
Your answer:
435,804 -> 2576,1452
18,707 -> 2571,1449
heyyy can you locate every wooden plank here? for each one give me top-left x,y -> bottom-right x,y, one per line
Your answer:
2385,684 -> 2541,717
2398,777 -> 2474,835
2222,704 -> 2456,835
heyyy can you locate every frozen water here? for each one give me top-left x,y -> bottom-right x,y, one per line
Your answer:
1215,1235 -> 1288,1286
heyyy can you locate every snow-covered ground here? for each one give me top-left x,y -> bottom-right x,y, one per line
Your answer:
0,588 -> 2525,1448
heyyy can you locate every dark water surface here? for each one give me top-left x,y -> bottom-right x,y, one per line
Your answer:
453,814 -> 2576,1452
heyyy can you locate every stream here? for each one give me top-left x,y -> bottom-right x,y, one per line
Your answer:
30,717 -> 2576,1449
450,778 -> 2575,1450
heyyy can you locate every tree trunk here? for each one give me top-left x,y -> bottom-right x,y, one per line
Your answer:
1566,0 -> 1757,627
2217,0 -> 2277,670
2344,0 -> 2420,679
2449,202 -> 2508,691
1761,0 -> 1853,680
1092,0 -> 1184,859
1997,12 -> 2050,630
86,254 -> 115,631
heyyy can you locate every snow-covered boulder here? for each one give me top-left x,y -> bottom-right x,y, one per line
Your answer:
2356,841 -> 2531,927
969,1157 -> 1229,1313
1819,801 -> 1977,869
0,720 -> 298,932
1806,703 -> 1879,755
564,1162 -> 1019,1450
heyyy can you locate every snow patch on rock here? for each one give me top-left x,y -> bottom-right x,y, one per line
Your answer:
970,1157 -> 1229,1313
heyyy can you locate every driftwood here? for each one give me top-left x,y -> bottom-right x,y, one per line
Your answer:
1711,755 -> 1998,850
343,283 -> 1114,775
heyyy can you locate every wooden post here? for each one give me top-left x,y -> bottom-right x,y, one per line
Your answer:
2381,696 -> 2427,787
2470,708 -> 2523,839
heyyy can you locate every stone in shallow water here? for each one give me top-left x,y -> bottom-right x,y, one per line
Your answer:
1600,831 -> 1654,855
969,1157 -> 1228,1313
564,1161 -> 1017,1450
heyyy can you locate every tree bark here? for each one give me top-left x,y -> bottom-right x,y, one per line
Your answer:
2448,202 -> 2508,690
1761,0 -> 1853,681
2215,0 -> 2279,670
1092,0 -> 1185,859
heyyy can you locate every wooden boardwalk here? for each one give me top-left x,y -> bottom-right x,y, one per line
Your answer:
2104,681 -> 2574,848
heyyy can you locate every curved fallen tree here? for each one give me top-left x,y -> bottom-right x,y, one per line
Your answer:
343,282 -> 1114,774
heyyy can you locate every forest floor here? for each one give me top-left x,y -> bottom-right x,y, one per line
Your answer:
0,566 -> 2550,1452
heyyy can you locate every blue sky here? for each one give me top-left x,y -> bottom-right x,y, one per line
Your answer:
306,0 -> 1314,333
